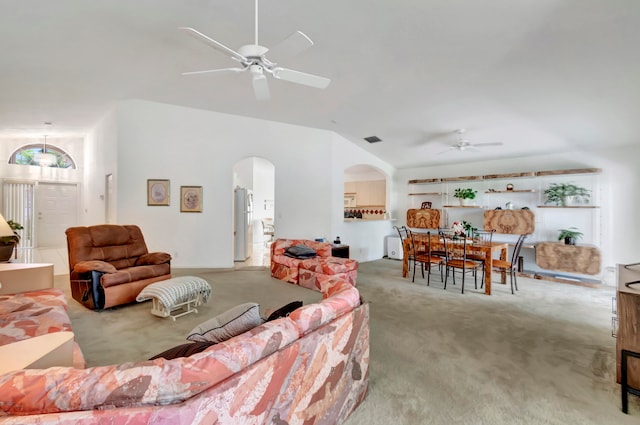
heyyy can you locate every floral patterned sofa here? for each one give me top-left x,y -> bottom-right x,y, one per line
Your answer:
0,272 -> 369,424
270,238 -> 359,290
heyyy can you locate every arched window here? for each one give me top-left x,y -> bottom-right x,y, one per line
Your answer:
8,144 -> 76,169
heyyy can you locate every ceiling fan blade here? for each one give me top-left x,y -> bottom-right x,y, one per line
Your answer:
437,147 -> 456,155
267,31 -> 314,62
272,67 -> 331,89
252,73 -> 270,101
471,142 -> 504,147
182,67 -> 246,76
179,27 -> 247,62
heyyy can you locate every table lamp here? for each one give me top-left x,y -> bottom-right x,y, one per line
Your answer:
0,214 -> 15,239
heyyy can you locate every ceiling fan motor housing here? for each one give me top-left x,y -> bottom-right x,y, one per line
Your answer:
238,44 -> 269,59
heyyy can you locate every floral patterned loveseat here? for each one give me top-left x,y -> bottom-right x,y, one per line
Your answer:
0,274 -> 369,424
270,238 -> 359,290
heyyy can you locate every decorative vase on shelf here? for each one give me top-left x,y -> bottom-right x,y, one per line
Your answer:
460,198 -> 471,206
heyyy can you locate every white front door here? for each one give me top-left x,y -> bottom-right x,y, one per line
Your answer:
36,183 -> 78,248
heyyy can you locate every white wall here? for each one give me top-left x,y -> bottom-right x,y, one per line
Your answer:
82,108 -> 119,225
111,100 -> 394,267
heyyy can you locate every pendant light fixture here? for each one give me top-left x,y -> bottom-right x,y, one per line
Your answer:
34,135 -> 56,167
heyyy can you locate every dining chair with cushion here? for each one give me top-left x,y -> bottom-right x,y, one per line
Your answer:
395,225 -> 421,271
410,231 -> 443,285
439,230 -> 483,294
467,229 -> 496,277
483,233 -> 528,294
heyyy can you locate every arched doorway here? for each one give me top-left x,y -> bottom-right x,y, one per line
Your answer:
232,156 -> 275,268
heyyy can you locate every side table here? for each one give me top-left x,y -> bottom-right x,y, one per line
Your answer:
0,263 -> 54,295
331,245 -> 350,259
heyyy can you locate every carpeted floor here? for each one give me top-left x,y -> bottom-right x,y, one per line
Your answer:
58,260 -> 639,425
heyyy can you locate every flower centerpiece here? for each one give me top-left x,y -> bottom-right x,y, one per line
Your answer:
450,220 -> 477,239
451,221 -> 465,236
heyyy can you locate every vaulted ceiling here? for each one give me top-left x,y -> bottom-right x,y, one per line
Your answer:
1,0 -> 639,168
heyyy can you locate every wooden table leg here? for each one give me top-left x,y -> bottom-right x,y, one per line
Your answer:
484,255 -> 492,295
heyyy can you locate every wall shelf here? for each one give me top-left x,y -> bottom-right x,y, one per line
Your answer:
408,192 -> 442,196
537,205 -> 600,209
443,205 -> 484,209
485,189 -> 536,194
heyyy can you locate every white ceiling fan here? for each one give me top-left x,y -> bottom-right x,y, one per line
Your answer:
438,129 -> 503,154
179,0 -> 330,100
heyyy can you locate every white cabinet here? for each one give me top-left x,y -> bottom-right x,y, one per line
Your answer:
344,182 -> 357,194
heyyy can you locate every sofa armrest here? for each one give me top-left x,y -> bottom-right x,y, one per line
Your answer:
73,260 -> 117,274
136,252 -> 172,266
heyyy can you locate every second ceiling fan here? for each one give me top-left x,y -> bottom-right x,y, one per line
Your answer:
180,0 -> 331,100
439,129 -> 504,154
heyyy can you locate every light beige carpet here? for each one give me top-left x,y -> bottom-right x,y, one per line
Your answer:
57,260 -> 639,425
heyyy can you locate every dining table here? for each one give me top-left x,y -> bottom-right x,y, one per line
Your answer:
402,233 -> 509,295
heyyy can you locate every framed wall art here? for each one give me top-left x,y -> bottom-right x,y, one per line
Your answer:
180,186 -> 202,213
147,179 -> 170,206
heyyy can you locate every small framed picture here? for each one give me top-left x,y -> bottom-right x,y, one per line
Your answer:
180,186 -> 202,213
147,179 -> 170,206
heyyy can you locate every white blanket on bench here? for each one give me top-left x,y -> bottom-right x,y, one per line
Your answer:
136,276 -> 211,309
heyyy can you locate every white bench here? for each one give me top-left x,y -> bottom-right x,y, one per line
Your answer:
136,276 -> 212,320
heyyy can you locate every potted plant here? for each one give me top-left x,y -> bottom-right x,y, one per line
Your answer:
558,227 -> 583,245
544,183 -> 591,206
0,220 -> 23,262
453,188 -> 478,206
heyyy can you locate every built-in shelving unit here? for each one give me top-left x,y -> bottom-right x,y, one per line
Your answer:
406,167 -> 603,284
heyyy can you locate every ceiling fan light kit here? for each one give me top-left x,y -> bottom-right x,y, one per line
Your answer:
180,0 -> 331,100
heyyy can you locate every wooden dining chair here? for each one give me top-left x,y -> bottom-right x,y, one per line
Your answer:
467,229 -> 495,280
410,231 -> 443,285
439,230 -> 483,294
394,225 -> 413,270
483,233 -> 528,294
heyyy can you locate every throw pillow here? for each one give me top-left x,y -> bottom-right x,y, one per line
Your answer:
73,260 -> 117,274
148,341 -> 216,360
136,252 -> 172,266
187,302 -> 261,343
265,300 -> 303,322
284,244 -> 317,259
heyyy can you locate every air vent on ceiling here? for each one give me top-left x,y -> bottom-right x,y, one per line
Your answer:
364,136 -> 382,143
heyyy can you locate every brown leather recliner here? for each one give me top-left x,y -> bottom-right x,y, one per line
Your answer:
65,224 -> 172,310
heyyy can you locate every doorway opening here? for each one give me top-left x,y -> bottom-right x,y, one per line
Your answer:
232,157 -> 275,269
3,180 -> 78,267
